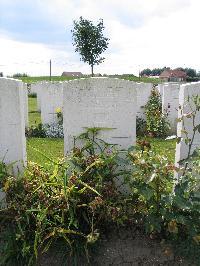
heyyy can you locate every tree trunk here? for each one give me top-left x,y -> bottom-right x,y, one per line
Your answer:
91,64 -> 94,77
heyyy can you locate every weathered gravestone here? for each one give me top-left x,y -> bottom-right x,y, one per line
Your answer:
157,83 -> 165,98
0,78 -> 27,174
162,83 -> 180,134
40,82 -> 63,125
175,82 -> 200,164
23,83 -> 29,128
136,82 -> 152,119
63,77 -> 137,153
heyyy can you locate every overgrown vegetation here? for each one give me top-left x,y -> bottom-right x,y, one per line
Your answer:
0,128 -> 131,265
145,87 -> 170,137
1,94 -> 200,265
0,125 -> 199,265
136,116 -> 147,136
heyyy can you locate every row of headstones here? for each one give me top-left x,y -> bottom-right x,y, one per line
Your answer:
30,81 -> 181,135
0,77 -> 200,174
30,79 -> 153,126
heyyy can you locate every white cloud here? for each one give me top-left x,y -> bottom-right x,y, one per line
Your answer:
1,0 -> 200,76
0,34 -> 85,76
38,0 -> 192,30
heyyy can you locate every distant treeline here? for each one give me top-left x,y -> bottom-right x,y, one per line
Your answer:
141,67 -> 199,78
12,73 -> 29,77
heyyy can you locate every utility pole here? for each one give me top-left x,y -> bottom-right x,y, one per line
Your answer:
50,59 -> 52,81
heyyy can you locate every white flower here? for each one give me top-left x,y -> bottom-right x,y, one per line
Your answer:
148,173 -> 157,183
165,135 -> 177,140
43,123 -> 64,138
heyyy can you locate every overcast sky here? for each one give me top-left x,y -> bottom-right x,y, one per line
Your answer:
0,0 -> 200,76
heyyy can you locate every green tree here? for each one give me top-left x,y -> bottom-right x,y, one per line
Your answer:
145,88 -> 169,137
71,17 -> 109,76
140,68 -> 152,76
185,68 -> 196,78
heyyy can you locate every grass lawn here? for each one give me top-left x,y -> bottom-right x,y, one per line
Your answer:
27,137 -> 176,165
27,138 -> 64,165
28,97 -> 41,126
139,137 -> 176,162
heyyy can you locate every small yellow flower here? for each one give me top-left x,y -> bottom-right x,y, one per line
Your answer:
193,235 -> 200,244
55,107 -> 62,113
168,220 -> 178,234
3,180 -> 10,192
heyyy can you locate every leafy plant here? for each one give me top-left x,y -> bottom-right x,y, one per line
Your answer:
0,128 -> 129,265
128,144 -> 175,233
28,93 -> 37,98
136,116 -> 147,136
170,95 -> 200,260
26,123 -> 46,138
145,88 -> 170,137
0,161 -> 8,187
1,122 -> 200,264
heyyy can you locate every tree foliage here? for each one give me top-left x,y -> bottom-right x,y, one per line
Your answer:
141,67 -> 169,77
71,17 -> 109,76
141,67 -> 198,79
13,73 -> 29,77
145,88 -> 169,137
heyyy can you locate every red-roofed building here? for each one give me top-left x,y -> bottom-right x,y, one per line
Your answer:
159,69 -> 187,82
61,72 -> 83,77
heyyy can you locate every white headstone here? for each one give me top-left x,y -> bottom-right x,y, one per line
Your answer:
175,82 -> 200,164
157,83 -> 166,98
23,83 -> 29,128
136,82 -> 152,119
0,78 -> 27,174
162,83 -> 180,134
40,82 -> 63,125
63,78 -> 137,153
